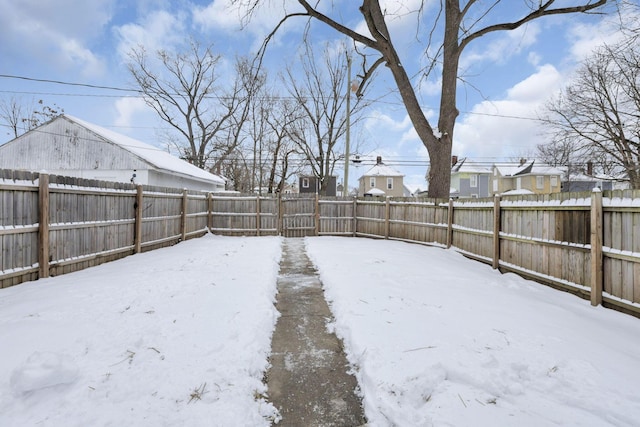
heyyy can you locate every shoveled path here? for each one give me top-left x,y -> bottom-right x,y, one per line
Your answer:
266,238 -> 366,427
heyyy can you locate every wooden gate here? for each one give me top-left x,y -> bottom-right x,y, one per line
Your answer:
280,195 -> 317,237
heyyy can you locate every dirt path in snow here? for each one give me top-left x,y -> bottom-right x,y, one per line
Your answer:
266,238 -> 366,426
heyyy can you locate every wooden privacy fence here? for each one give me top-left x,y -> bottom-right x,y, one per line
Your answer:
211,190 -> 640,317
1,170 -> 209,288
2,168 -> 639,317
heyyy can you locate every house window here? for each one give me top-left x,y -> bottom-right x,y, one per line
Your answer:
387,178 -> 393,190
302,177 -> 309,188
536,176 -> 544,189
470,174 -> 478,188
370,177 -> 376,188
551,176 -> 558,188
516,177 -> 522,190
493,180 -> 498,192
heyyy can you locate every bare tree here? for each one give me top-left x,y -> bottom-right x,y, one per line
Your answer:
542,40 -> 640,188
264,98 -> 303,193
283,42 -> 369,196
127,41 -> 257,171
217,69 -> 302,193
0,97 -> 23,139
0,97 -> 63,139
235,0 -> 610,198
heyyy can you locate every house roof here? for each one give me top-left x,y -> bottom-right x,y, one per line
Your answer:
360,162 -> 404,178
502,189 -> 535,195
365,187 -> 386,195
493,160 -> 535,176
451,158 -> 492,174
494,160 -> 562,177
64,115 -> 225,185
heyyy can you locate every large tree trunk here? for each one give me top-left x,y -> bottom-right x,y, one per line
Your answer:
427,143 -> 453,199
361,0 -> 449,198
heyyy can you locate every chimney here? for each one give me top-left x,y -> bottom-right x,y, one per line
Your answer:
376,156 -> 382,165
586,161 -> 593,176
451,155 -> 458,167
519,158 -> 527,166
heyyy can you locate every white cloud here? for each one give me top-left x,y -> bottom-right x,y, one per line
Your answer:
192,0 -> 307,51
0,0 -> 112,76
114,10 -> 186,59
193,0 -> 242,31
365,110 -> 412,132
454,64 -> 563,160
461,23 -> 541,71
567,12 -> 630,62
113,97 -> 149,128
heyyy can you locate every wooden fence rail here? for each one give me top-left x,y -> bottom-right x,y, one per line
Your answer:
2,168 -> 639,317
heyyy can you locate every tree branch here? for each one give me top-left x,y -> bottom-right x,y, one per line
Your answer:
460,0 -> 608,51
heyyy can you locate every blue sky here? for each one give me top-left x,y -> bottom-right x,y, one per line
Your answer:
0,0 -> 628,191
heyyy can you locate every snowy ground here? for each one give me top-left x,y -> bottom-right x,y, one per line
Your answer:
2,235 -> 640,426
0,235 -> 282,426
306,237 -> 640,427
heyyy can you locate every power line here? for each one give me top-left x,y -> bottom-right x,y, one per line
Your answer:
0,74 -> 548,123
0,90 -> 138,98
0,74 -> 140,93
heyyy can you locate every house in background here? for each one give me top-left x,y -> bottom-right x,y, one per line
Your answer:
358,156 -> 405,197
298,175 -> 337,196
281,182 -> 298,194
491,160 -> 563,195
450,156 -> 492,198
561,162 -> 617,192
0,114 -> 226,192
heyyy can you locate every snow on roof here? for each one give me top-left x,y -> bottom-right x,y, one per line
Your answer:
366,187 -> 386,195
64,115 -> 225,185
494,160 -> 562,177
360,162 -> 404,178
493,160 -> 534,176
502,189 -> 535,195
451,158 -> 492,174
569,172 -> 616,182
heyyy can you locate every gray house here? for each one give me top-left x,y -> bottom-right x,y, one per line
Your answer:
299,175 -> 337,196
0,115 -> 226,192
450,157 -> 491,198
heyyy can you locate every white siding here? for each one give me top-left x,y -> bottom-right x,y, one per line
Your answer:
0,118 -> 149,171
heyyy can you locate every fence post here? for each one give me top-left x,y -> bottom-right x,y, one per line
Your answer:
134,185 -> 143,253
315,193 -> 320,236
493,194 -> 501,269
38,173 -> 50,279
590,188 -> 603,306
207,192 -> 213,233
256,195 -> 261,237
384,196 -> 390,239
181,188 -> 188,241
277,193 -> 283,236
352,196 -> 357,237
446,198 -> 454,248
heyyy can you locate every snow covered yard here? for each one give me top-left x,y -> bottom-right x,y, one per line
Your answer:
306,237 -> 640,427
0,235 -> 282,426
2,234 -> 640,427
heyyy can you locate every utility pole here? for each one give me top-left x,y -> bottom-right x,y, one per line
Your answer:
344,53 -> 351,197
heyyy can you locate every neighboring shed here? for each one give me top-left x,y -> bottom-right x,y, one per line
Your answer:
358,156 -> 405,197
0,114 -> 226,192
